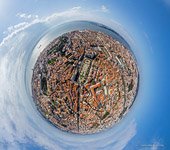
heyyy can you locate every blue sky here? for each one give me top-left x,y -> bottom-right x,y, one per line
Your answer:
0,0 -> 170,150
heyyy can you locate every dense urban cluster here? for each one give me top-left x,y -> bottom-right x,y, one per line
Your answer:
32,30 -> 139,134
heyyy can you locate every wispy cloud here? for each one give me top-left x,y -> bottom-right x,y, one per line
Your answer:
108,120 -> 137,150
151,139 -> 164,150
49,120 -> 137,150
137,138 -> 164,150
16,13 -> 39,20
101,5 -> 109,13
7,22 -> 29,33
0,7 -> 82,47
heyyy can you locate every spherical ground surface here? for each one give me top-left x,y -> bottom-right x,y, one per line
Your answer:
32,30 -> 139,134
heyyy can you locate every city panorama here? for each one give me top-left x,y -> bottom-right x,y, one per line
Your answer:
32,30 -> 139,134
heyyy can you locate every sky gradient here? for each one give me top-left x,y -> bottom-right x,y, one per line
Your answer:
0,0 -> 169,150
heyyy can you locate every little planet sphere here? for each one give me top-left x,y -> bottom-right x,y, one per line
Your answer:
32,30 -> 139,134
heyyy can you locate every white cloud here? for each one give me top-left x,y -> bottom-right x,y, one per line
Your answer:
138,139 -> 164,150
16,13 -> 39,20
0,7 -> 82,47
7,22 -> 29,33
108,120 -> 136,150
44,6 -> 82,22
71,6 -> 81,10
151,140 -> 164,150
101,5 -> 109,13
55,120 -> 137,150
